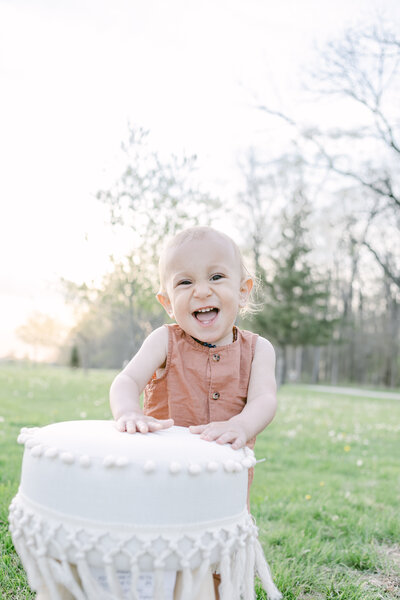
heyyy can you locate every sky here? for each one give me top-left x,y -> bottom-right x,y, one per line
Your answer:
1,0 -> 399,359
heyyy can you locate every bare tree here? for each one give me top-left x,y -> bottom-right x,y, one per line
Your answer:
97,126 -> 219,285
257,21 -> 400,288
236,148 -> 282,281
237,148 -> 311,281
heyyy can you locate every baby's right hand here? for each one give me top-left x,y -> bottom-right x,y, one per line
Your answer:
115,412 -> 174,434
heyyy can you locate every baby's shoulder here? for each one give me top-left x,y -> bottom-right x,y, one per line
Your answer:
142,326 -> 169,356
252,335 -> 276,364
255,334 -> 274,350
237,328 -> 271,352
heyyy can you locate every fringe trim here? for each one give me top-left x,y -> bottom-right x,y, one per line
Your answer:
254,538 -> 282,600
129,561 -> 139,600
9,495 -> 281,599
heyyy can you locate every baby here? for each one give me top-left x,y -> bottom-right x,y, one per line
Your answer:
110,226 -> 277,450
110,226 -> 278,600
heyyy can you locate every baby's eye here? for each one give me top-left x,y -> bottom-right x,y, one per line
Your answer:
177,280 -> 191,286
210,274 -> 224,281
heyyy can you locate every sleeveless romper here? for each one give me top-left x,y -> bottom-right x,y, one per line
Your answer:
143,324 -> 258,486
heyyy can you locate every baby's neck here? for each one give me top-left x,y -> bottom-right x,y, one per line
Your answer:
191,337 -> 217,348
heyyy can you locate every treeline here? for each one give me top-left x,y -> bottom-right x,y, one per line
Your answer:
63,21 -> 399,387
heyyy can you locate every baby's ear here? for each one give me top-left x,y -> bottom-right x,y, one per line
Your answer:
157,292 -> 174,318
239,278 -> 253,307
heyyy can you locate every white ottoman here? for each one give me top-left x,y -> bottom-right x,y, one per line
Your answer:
9,421 -> 281,600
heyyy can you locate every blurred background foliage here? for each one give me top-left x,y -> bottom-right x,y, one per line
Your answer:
17,21 -> 400,387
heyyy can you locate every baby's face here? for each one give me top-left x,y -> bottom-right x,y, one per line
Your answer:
158,233 -> 252,346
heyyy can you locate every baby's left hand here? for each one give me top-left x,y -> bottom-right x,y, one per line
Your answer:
189,420 -> 247,450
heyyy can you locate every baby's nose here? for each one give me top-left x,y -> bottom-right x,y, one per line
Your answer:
193,281 -> 212,297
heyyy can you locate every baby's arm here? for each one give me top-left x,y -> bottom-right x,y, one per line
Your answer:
110,326 -> 174,434
189,337 -> 277,449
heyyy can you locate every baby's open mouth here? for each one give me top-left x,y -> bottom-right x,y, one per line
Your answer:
193,307 -> 219,322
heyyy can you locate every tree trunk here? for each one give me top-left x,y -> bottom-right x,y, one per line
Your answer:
311,346 -> 321,383
330,344 -> 339,385
294,346 -> 303,382
386,289 -> 399,388
276,347 -> 287,386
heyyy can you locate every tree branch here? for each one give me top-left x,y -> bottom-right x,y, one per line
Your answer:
362,240 -> 400,287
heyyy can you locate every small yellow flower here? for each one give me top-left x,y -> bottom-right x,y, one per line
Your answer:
319,481 -> 325,486
305,494 -> 312,500
344,445 -> 351,452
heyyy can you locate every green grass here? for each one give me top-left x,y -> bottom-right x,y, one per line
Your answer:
253,386 -> 400,599
0,365 -> 114,599
1,365 -> 399,599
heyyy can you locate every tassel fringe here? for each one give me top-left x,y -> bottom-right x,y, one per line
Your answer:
244,538 -> 256,600
9,495 -> 281,599
153,568 -> 164,600
254,538 -> 282,600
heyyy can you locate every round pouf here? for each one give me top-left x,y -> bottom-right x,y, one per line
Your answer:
9,421 -> 281,600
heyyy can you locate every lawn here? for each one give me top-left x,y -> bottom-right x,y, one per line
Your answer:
0,365 -> 399,599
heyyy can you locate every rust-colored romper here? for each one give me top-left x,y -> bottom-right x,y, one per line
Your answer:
143,323 -> 258,488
